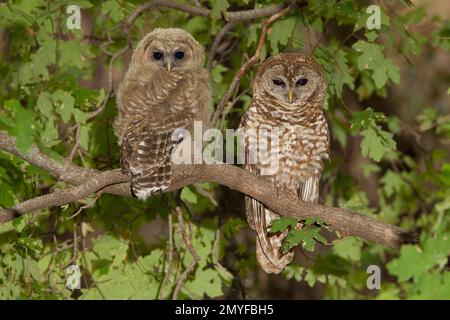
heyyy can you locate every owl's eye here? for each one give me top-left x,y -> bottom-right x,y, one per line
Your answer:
272,79 -> 285,87
296,78 -> 308,86
153,51 -> 163,60
174,51 -> 185,60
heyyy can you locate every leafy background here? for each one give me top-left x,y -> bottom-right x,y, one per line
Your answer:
0,0 -> 449,299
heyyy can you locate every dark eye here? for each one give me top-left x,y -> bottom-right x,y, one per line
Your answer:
153,51 -> 163,60
272,79 -> 285,86
174,51 -> 185,59
296,78 -> 308,86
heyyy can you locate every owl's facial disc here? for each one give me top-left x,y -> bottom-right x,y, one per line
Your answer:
144,40 -> 197,72
259,62 -> 324,105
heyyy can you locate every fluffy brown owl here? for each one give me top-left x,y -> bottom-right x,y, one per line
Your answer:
239,53 -> 330,274
115,28 -> 211,199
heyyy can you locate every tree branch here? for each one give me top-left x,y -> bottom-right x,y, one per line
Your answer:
172,206 -> 200,300
0,131 -> 417,249
207,20 -> 237,73
124,0 -> 294,28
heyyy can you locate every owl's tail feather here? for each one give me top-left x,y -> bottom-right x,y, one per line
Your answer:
129,130 -> 177,200
131,163 -> 171,200
256,235 -> 294,274
252,198 -> 294,274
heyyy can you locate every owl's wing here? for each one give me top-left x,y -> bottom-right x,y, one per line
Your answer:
121,115 -> 188,200
298,176 -> 320,203
298,114 -> 330,203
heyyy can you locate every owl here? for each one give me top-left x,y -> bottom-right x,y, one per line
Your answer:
239,53 -> 330,274
115,28 -> 211,200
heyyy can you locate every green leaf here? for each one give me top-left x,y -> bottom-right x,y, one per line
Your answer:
387,245 -> 429,282
0,182 -> 15,207
221,218 -> 245,237
37,92 -> 54,120
422,233 -> 450,270
284,227 -> 324,252
59,41 -> 91,69
381,170 -> 409,197
416,108 -> 438,131
181,187 -> 198,204
185,268 -> 223,298
7,99 -> 35,152
247,24 -> 259,46
353,41 -> 400,89
52,90 -> 75,123
101,0 -> 126,22
304,268 -> 327,287
335,0 -> 360,25
210,0 -> 229,21
360,126 -> 396,162
350,107 -> 386,132
269,17 -> 296,54
331,49 -> 354,97
211,64 -> 228,83
332,237 -> 363,261
92,235 -> 128,266
376,284 -> 400,300
270,218 -> 297,233
413,272 -> 450,299
283,264 -> 304,281
80,125 -> 90,150
37,92 -> 59,147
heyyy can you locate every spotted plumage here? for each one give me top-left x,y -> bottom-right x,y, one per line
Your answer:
239,53 -> 330,274
115,28 -> 211,200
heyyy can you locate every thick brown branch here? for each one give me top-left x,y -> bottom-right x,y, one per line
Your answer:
0,130 -> 417,248
0,131 -> 131,196
0,169 -> 129,221
171,165 -> 419,249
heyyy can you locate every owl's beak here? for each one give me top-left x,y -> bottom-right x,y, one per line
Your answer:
165,61 -> 172,72
288,90 -> 294,103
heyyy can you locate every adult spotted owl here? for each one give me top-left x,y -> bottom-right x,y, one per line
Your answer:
239,53 -> 330,274
115,28 -> 211,200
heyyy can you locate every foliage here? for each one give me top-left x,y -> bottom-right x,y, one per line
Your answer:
0,0 -> 449,299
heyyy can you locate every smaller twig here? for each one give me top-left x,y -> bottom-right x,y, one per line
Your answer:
172,206 -> 200,300
87,43 -> 130,121
207,21 -> 237,73
100,31 -> 115,56
211,228 -> 228,274
68,124 -> 81,162
73,222 -> 78,263
69,195 -> 99,219
193,184 -> 218,206
158,211 -> 174,300
218,88 -> 249,128
211,5 -> 294,125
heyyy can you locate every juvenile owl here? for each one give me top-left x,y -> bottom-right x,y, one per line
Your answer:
239,53 -> 330,274
115,28 -> 211,199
